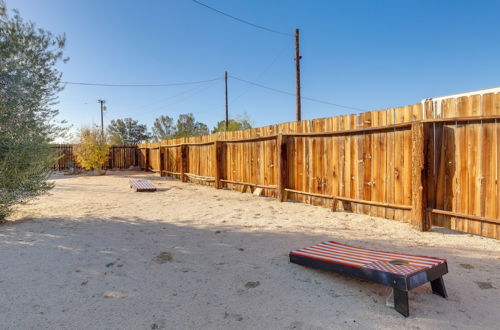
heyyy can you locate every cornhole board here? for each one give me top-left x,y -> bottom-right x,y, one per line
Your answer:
289,241 -> 448,317
129,179 -> 157,192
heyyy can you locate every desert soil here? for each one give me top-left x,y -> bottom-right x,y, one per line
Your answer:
1,171 -> 499,329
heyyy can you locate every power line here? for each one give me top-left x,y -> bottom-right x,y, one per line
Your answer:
229,75 -> 367,112
136,79 -> 222,115
124,84 -> 214,114
62,77 -> 223,87
233,38 -> 293,103
191,0 -> 292,37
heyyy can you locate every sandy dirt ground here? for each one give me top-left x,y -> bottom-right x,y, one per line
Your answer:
1,171 -> 499,330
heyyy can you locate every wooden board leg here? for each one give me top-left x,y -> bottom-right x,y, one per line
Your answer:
430,277 -> 448,298
393,288 -> 409,317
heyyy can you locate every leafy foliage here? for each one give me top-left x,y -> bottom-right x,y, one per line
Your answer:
150,113 -> 210,141
0,1 -> 67,219
152,115 -> 175,141
73,126 -> 110,172
175,113 -> 209,138
107,118 -> 150,145
212,115 -> 252,133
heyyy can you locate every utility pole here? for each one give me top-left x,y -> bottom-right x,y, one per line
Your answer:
295,28 -> 302,122
98,99 -> 106,138
225,71 -> 229,131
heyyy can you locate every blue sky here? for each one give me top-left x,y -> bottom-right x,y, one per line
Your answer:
8,0 -> 500,137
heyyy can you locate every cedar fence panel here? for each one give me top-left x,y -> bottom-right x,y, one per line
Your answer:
51,144 -> 75,170
109,145 -> 138,169
136,92 -> 500,240
51,145 -> 138,170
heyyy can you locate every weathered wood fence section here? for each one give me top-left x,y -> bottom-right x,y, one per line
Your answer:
108,145 -> 138,169
52,144 -> 74,170
51,145 -> 138,170
139,91 -> 500,240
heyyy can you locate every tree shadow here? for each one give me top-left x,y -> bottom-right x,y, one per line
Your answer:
0,214 -> 498,329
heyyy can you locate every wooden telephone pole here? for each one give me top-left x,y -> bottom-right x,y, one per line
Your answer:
225,71 -> 229,130
295,28 -> 302,122
98,99 -> 106,138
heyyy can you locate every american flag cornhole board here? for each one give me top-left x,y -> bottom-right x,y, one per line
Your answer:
129,179 -> 157,192
289,241 -> 448,317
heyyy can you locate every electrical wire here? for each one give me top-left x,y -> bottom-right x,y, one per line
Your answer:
229,75 -> 367,112
62,76 -> 223,87
191,0 -> 292,37
134,79 -> 222,115
123,83 -> 214,115
232,38 -> 293,104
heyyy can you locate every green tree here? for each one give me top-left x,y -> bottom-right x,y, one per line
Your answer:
212,115 -> 252,133
152,115 -> 175,142
107,118 -> 150,145
0,1 -> 68,220
73,126 -> 110,174
175,113 -> 209,138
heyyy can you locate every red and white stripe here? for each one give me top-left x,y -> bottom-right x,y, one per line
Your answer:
129,179 -> 156,191
362,261 -> 423,276
290,241 -> 446,273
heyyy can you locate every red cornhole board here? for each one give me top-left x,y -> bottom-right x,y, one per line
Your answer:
289,241 -> 448,317
129,179 -> 157,192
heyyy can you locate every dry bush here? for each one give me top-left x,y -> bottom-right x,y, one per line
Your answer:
74,127 -> 110,174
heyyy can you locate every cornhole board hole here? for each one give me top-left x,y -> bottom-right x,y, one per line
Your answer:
289,241 -> 448,317
129,179 -> 157,192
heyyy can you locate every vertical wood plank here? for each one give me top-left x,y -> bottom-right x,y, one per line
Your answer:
455,98 -> 469,232
378,110 -> 387,218
362,112 -> 372,215
158,146 -> 164,176
370,111 -> 380,217
386,108 -> 395,220
467,119 -> 482,235
214,141 -> 223,189
277,134 -> 288,202
481,119 -> 497,237
356,114 -> 365,215
411,122 -> 428,231
180,144 -> 188,182
403,106 -> 413,222
338,117 -> 347,210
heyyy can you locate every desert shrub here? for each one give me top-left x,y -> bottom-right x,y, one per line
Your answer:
0,1 -> 67,220
0,138 -> 55,220
74,127 -> 110,172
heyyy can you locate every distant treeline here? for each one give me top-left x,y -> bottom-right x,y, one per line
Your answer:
106,113 -> 252,145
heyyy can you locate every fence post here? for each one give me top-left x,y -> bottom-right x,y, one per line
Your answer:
158,145 -> 164,177
111,146 -> 114,169
180,144 -> 188,182
411,122 -> 429,231
121,146 -> 125,169
277,133 -> 288,202
214,140 -> 223,189
133,147 -> 137,167
145,147 -> 149,171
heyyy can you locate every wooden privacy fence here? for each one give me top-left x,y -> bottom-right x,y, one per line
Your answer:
51,144 -> 138,170
52,144 -> 74,170
140,91 -> 500,240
